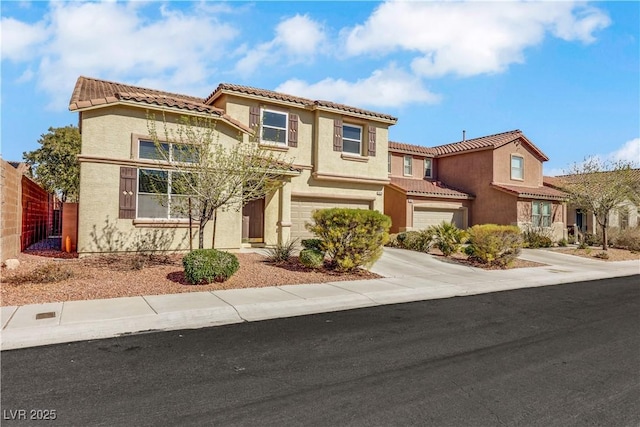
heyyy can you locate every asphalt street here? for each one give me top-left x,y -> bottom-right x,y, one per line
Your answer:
2,276 -> 639,426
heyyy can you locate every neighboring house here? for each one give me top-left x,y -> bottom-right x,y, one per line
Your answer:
68,76 -> 397,255
544,170 -> 640,234
386,130 -> 567,239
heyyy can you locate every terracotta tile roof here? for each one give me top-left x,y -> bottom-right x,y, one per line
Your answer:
389,141 -> 437,156
69,76 -> 225,115
544,169 -> 640,188
389,176 -> 474,199
491,183 -> 566,200
431,129 -> 549,161
206,83 -> 398,122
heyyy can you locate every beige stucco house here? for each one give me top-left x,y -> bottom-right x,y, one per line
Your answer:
386,130 -> 567,240
69,76 -> 396,255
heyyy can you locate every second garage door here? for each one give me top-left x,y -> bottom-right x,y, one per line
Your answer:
413,207 -> 464,230
290,197 -> 372,242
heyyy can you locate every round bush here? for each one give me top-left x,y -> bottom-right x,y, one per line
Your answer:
301,239 -> 323,252
299,249 -> 324,269
182,249 -> 239,284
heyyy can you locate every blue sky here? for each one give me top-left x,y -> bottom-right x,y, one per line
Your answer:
1,0 -> 638,175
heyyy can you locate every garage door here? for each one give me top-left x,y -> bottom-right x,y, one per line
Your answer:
413,208 -> 464,230
290,197 -> 372,242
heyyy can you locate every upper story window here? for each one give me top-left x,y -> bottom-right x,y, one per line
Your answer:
261,109 -> 288,145
139,140 -> 198,163
511,155 -> 524,180
424,158 -> 432,178
532,201 -> 551,228
342,124 -> 362,155
403,156 -> 412,176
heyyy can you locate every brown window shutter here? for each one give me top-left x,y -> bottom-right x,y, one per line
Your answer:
119,167 -> 137,219
249,106 -> 260,130
368,126 -> 376,156
288,114 -> 298,147
333,119 -> 343,152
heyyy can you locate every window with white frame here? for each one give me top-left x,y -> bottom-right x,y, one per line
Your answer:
139,140 -> 198,163
532,201 -> 552,227
511,155 -> 524,180
403,156 -> 412,176
342,124 -> 362,154
261,109 -> 288,145
424,158 -> 432,178
137,169 -> 193,219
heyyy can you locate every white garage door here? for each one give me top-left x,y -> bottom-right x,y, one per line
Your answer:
290,197 -> 372,242
413,208 -> 464,230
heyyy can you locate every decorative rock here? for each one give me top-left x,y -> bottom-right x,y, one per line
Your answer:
4,259 -> 20,270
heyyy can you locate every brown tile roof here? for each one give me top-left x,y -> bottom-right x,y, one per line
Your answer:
491,183 -> 566,200
432,129 -> 549,161
206,83 -> 398,122
389,141 -> 437,156
69,76 -> 224,114
389,176 -> 474,199
544,169 -> 640,188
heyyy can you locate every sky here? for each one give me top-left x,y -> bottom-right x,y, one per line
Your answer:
1,0 -> 638,176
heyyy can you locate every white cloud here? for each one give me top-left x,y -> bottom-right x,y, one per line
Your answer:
2,2 -> 238,109
235,14 -> 326,76
607,138 -> 640,165
0,17 -> 49,61
276,64 -> 440,108
344,1 -> 610,78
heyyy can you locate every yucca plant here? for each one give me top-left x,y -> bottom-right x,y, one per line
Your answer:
429,222 -> 467,257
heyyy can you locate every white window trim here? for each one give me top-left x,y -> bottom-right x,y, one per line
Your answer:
342,123 -> 363,155
138,139 -> 197,164
261,108 -> 288,146
532,200 -> 552,228
403,155 -> 413,176
511,155 -> 524,181
424,158 -> 432,178
137,168 -> 191,220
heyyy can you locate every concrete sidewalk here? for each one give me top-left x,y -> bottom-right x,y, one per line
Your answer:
2,248 -> 638,351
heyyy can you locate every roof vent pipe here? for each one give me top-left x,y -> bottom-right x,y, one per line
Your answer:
462,130 -> 466,142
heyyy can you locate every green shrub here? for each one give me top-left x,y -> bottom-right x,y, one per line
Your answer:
301,239 -> 323,252
429,222 -> 467,257
306,208 -> 391,272
182,249 -> 239,284
521,227 -> 553,248
385,233 -> 400,248
265,239 -> 298,263
400,230 -> 432,252
299,249 -> 324,269
610,226 -> 640,252
558,238 -> 568,247
582,233 -> 601,247
466,224 -> 523,267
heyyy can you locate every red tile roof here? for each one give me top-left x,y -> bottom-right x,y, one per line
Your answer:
431,130 -> 549,161
389,130 -> 549,161
389,176 -> 474,199
491,183 -> 566,200
389,141 -> 437,156
544,169 -> 640,188
206,83 -> 398,122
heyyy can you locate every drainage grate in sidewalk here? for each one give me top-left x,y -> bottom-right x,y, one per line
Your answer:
35,312 -> 56,320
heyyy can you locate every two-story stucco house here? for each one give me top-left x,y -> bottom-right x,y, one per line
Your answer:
68,77 -> 396,255
386,130 -> 567,239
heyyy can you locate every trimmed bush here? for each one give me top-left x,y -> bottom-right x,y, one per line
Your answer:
265,239 -> 298,263
306,208 -> 391,272
301,239 -> 324,252
521,227 -> 553,248
466,224 -> 523,267
299,249 -> 324,269
385,233 -> 401,248
429,222 -> 467,257
182,249 -> 239,284
399,230 -> 432,252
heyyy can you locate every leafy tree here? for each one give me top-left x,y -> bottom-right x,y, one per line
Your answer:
559,158 -> 640,250
23,125 -> 81,202
147,114 -> 294,249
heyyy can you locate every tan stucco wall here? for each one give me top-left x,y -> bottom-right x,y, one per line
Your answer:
389,152 -> 432,179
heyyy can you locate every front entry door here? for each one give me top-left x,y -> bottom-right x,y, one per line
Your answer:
242,198 -> 264,243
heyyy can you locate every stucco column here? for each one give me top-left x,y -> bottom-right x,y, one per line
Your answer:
278,180 -> 292,244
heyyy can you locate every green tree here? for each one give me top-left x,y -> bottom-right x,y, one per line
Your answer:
560,158 -> 640,250
23,125 -> 81,202
147,114 -> 294,249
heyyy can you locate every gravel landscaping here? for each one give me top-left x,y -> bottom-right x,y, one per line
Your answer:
551,247 -> 640,262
